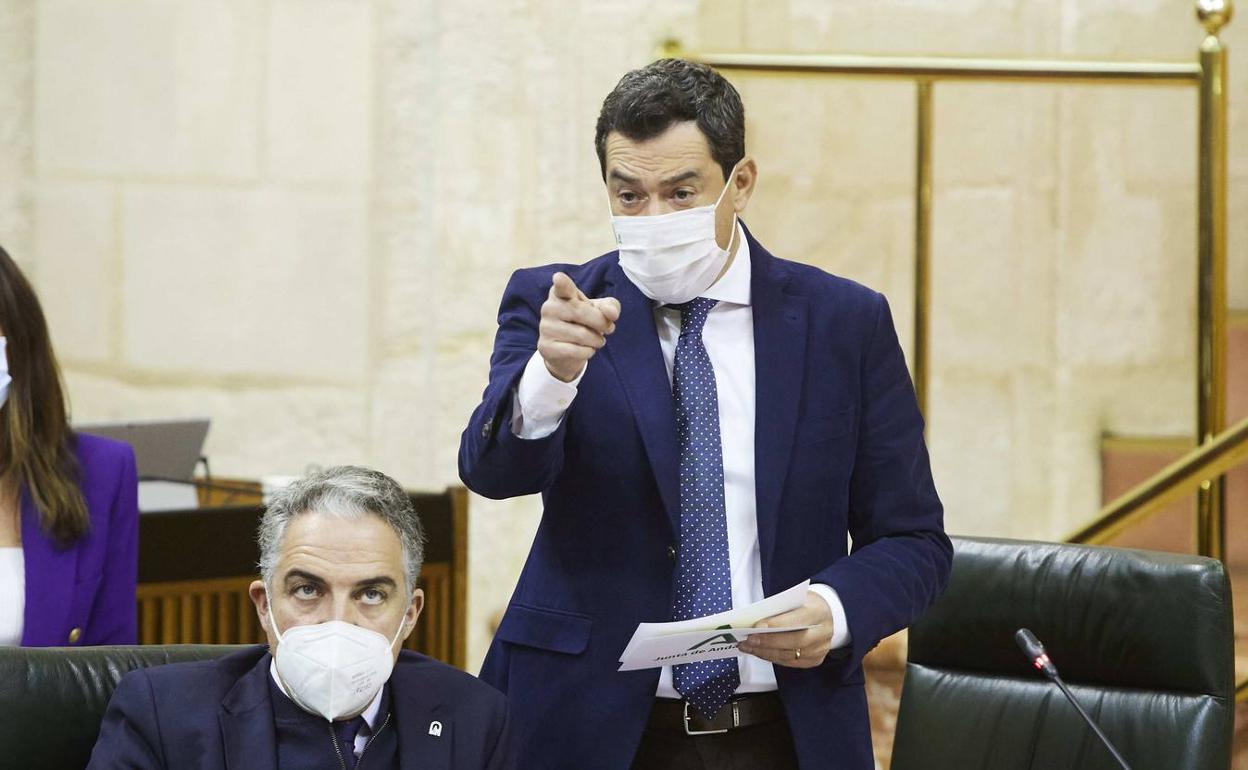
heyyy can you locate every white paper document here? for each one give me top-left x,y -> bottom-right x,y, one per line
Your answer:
618,581 -> 814,671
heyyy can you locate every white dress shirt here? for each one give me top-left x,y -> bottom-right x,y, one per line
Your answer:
270,661 -> 385,757
0,547 -> 23,646
512,223 -> 850,697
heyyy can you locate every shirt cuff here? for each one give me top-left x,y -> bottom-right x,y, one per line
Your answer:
809,583 -> 852,650
510,352 -> 584,440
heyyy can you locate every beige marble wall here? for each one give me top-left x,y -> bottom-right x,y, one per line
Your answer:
3,0 -> 1245,673
714,0 -> 1248,547
0,0 -> 34,262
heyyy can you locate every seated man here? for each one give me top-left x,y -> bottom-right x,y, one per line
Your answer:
88,466 -> 512,770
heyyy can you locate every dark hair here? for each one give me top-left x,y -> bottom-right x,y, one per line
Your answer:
0,245 -> 88,544
594,58 -> 746,182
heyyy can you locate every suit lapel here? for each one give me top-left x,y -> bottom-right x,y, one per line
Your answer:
18,492 -> 76,646
393,667 -> 450,769
219,654 -> 278,770
602,264 -> 682,535
748,234 -> 808,579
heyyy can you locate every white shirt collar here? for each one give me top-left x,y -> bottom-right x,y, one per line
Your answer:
269,658 -> 386,730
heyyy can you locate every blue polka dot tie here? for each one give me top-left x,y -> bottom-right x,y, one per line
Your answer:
670,297 -> 739,720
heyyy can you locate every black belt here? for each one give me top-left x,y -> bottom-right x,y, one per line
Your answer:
647,693 -> 785,736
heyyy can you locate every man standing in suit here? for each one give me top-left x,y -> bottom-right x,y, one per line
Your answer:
88,466 -> 512,770
459,59 -> 951,769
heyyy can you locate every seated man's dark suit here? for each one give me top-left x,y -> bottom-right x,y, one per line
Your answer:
87,646 -> 512,770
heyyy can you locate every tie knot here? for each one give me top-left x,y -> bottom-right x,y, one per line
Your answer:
672,297 -> 718,336
333,715 -> 367,746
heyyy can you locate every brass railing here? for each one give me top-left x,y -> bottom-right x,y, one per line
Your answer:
1068,416 -> 1248,545
664,0 -> 1233,560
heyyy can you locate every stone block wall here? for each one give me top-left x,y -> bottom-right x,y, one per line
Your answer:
3,0 -> 1245,674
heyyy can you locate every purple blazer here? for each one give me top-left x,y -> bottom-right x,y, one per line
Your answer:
20,432 -> 138,646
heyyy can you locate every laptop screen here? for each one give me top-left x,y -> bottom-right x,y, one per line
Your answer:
74,418 -> 210,482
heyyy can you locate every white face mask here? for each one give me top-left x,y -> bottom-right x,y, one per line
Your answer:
268,597 -> 408,721
610,168 -> 739,305
0,337 -> 9,409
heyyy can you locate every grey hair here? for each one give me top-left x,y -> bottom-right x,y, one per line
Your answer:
257,466 -> 426,593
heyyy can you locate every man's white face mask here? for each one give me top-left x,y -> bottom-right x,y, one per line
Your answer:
610,167 -> 739,305
268,596 -> 408,721
0,337 -> 10,410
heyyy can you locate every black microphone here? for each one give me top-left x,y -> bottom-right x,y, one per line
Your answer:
1014,628 -> 1133,770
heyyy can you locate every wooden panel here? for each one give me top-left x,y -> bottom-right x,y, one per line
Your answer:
160,596 -> 177,643
195,478 -> 263,508
405,563 -> 451,661
137,577 -> 264,646
449,486 -> 468,670
216,592 -> 233,644
1100,436 -> 1196,555
139,597 -> 155,643
138,563 -> 461,659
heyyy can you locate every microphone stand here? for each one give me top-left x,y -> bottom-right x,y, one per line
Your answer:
1046,672 -> 1132,770
1015,628 -> 1133,770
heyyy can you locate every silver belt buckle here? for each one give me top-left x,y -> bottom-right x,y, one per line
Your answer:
682,701 -> 737,736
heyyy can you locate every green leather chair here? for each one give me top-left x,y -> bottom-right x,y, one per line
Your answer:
0,644 -> 247,770
892,536 -> 1234,769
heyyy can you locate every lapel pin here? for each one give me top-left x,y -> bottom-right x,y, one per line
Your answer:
428,720 -> 443,737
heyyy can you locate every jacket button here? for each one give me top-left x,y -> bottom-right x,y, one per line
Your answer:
667,545 -> 677,562
67,627 -> 82,645
481,419 -> 493,439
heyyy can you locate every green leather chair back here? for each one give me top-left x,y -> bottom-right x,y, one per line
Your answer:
0,644 -> 247,770
892,537 -> 1234,769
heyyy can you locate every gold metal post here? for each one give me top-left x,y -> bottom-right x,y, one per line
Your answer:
914,82 -> 933,416
1196,0 -> 1232,560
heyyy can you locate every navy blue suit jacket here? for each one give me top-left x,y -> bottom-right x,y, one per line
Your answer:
459,227 -> 951,769
86,647 -> 513,770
